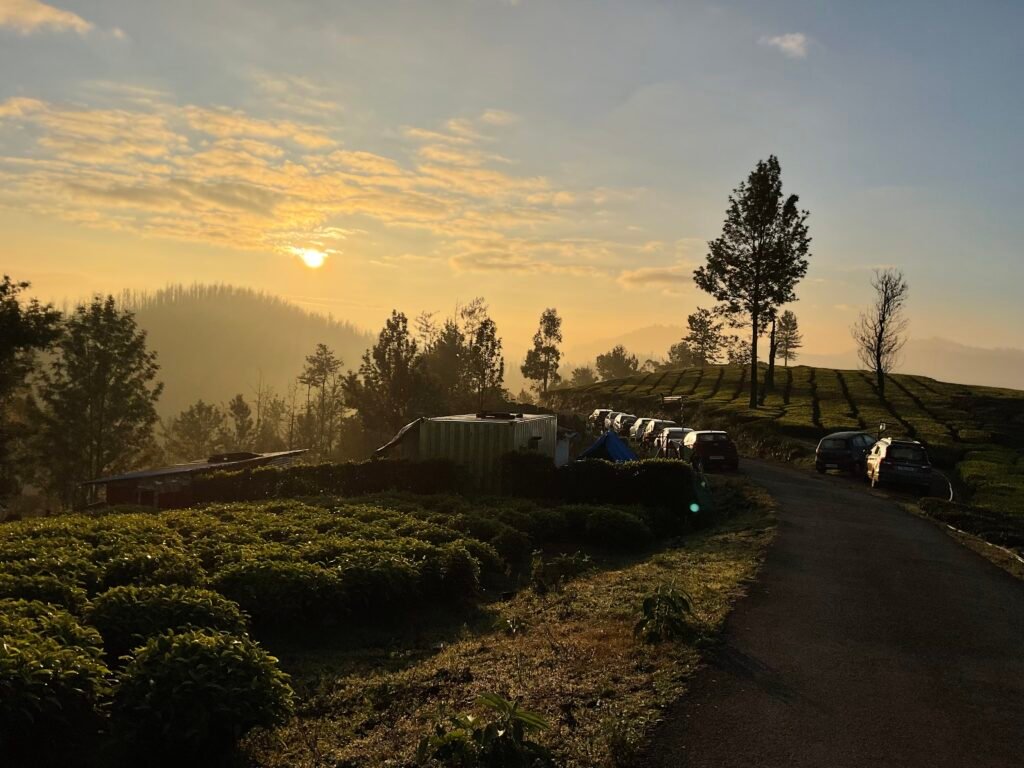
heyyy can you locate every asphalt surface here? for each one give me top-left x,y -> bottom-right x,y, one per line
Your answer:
641,459 -> 1024,768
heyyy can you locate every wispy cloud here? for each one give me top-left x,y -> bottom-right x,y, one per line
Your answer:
760,32 -> 809,59
0,0 -> 93,35
0,90 -> 636,277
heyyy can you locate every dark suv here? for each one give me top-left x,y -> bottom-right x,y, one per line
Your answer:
815,431 -> 877,476
866,438 -> 932,492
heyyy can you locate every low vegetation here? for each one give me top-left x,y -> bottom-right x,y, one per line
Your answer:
0,457 -> 754,766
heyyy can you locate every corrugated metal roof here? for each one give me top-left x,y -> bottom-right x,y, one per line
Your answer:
82,450 -> 307,485
429,412 -> 554,424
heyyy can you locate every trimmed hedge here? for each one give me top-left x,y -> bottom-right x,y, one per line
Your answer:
0,602 -> 109,764
193,458 -> 466,502
112,630 -> 293,762
84,585 -> 248,660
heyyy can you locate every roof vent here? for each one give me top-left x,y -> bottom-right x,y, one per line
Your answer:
207,452 -> 261,463
475,411 -> 524,420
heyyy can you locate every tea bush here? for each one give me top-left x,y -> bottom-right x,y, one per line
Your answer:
0,573 -> 88,612
585,508 -> 654,551
0,598 -> 104,652
210,560 -> 344,629
112,630 -> 293,762
0,627 -> 110,764
85,585 -> 248,660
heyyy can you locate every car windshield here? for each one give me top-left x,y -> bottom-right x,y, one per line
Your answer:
889,446 -> 927,463
664,429 -> 685,437
821,438 -> 847,450
697,433 -> 728,443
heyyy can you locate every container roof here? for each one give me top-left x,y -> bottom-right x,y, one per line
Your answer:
82,450 -> 307,485
428,412 -> 555,424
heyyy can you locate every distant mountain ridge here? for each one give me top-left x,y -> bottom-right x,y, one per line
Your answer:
565,325 -> 1024,391
123,284 -> 374,417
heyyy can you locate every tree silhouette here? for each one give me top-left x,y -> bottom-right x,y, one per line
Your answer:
30,296 -> 163,506
0,276 -> 62,499
596,345 -> 639,380
521,308 -> 563,395
568,366 -> 597,387
682,308 -> 726,365
776,310 -> 803,367
852,269 -> 909,399
164,400 -> 225,461
694,156 -> 811,407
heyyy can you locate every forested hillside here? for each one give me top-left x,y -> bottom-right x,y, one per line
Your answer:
122,285 -> 373,417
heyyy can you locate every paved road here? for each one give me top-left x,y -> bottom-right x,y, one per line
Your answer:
641,459 -> 1024,768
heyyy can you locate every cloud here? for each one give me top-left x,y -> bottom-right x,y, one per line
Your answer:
0,92 -> 633,268
0,0 -> 93,35
617,263 -> 694,290
760,32 -> 809,59
479,109 -> 519,126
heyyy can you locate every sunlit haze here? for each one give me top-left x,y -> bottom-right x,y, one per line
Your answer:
2,0 -> 1022,368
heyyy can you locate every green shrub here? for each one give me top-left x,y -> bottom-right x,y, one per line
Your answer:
210,560 -> 343,629
0,599 -> 104,654
584,509 -> 653,551
530,551 -> 594,594
0,632 -> 110,763
98,546 -> 205,591
417,692 -> 556,767
489,525 -> 534,575
421,543 -> 481,601
85,585 -> 248,660
634,584 -> 695,643
0,573 -> 88,612
112,630 -> 293,762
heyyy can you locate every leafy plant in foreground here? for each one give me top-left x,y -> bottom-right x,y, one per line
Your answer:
634,584 -> 695,644
417,692 -> 558,767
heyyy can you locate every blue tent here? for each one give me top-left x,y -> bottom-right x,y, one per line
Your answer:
578,431 -> 638,462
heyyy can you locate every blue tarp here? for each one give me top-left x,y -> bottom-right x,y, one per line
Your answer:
578,431 -> 638,462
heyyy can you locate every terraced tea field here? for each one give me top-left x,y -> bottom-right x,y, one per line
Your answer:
548,365 -> 1024,516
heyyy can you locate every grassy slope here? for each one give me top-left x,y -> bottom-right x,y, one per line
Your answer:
547,364 -> 1024,517
243,479 -> 776,768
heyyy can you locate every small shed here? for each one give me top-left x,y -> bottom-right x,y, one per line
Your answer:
81,450 -> 307,510
377,412 -> 558,490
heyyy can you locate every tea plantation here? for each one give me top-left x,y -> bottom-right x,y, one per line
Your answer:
547,364 -> 1024,523
0,458 -> 710,766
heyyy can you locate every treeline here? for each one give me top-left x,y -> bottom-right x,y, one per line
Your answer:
0,278 -> 573,512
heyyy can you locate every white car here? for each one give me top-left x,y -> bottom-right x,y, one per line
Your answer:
655,427 -> 693,454
642,419 -> 678,445
630,417 -> 655,442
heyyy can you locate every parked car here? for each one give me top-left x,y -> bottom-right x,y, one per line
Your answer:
655,427 -> 693,455
815,431 -> 877,475
604,411 -> 625,431
611,413 -> 637,436
642,419 -> 678,446
588,408 -> 613,432
681,430 -> 739,471
630,417 -> 655,442
866,437 -> 932,492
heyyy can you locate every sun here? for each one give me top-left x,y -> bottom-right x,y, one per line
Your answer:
293,248 -> 327,269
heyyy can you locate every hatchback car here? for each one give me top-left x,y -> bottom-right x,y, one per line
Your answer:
815,431 -> 877,475
611,413 -> 637,436
630,417 -> 655,442
642,419 -> 678,446
865,438 -> 932,492
681,430 -> 739,471
588,408 -> 613,432
655,427 -> 693,455
604,411 -> 625,431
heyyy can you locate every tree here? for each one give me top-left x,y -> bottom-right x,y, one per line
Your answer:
30,296 -> 163,506
164,400 -> 225,461
298,343 -> 345,456
682,308 -> 725,364
225,394 -> 254,451
595,345 -> 639,380
694,156 -> 811,407
776,310 -> 802,367
465,316 -> 505,410
726,336 -> 752,367
422,318 -> 472,411
521,308 -> 563,395
852,269 -> 909,399
344,311 -> 426,435
568,366 -> 597,387
0,276 -> 62,499
666,342 -> 696,368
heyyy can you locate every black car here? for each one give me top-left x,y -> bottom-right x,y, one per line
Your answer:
866,438 -> 932,492
815,431 -> 877,475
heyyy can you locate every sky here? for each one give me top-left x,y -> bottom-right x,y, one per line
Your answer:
1,0 -> 1022,365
